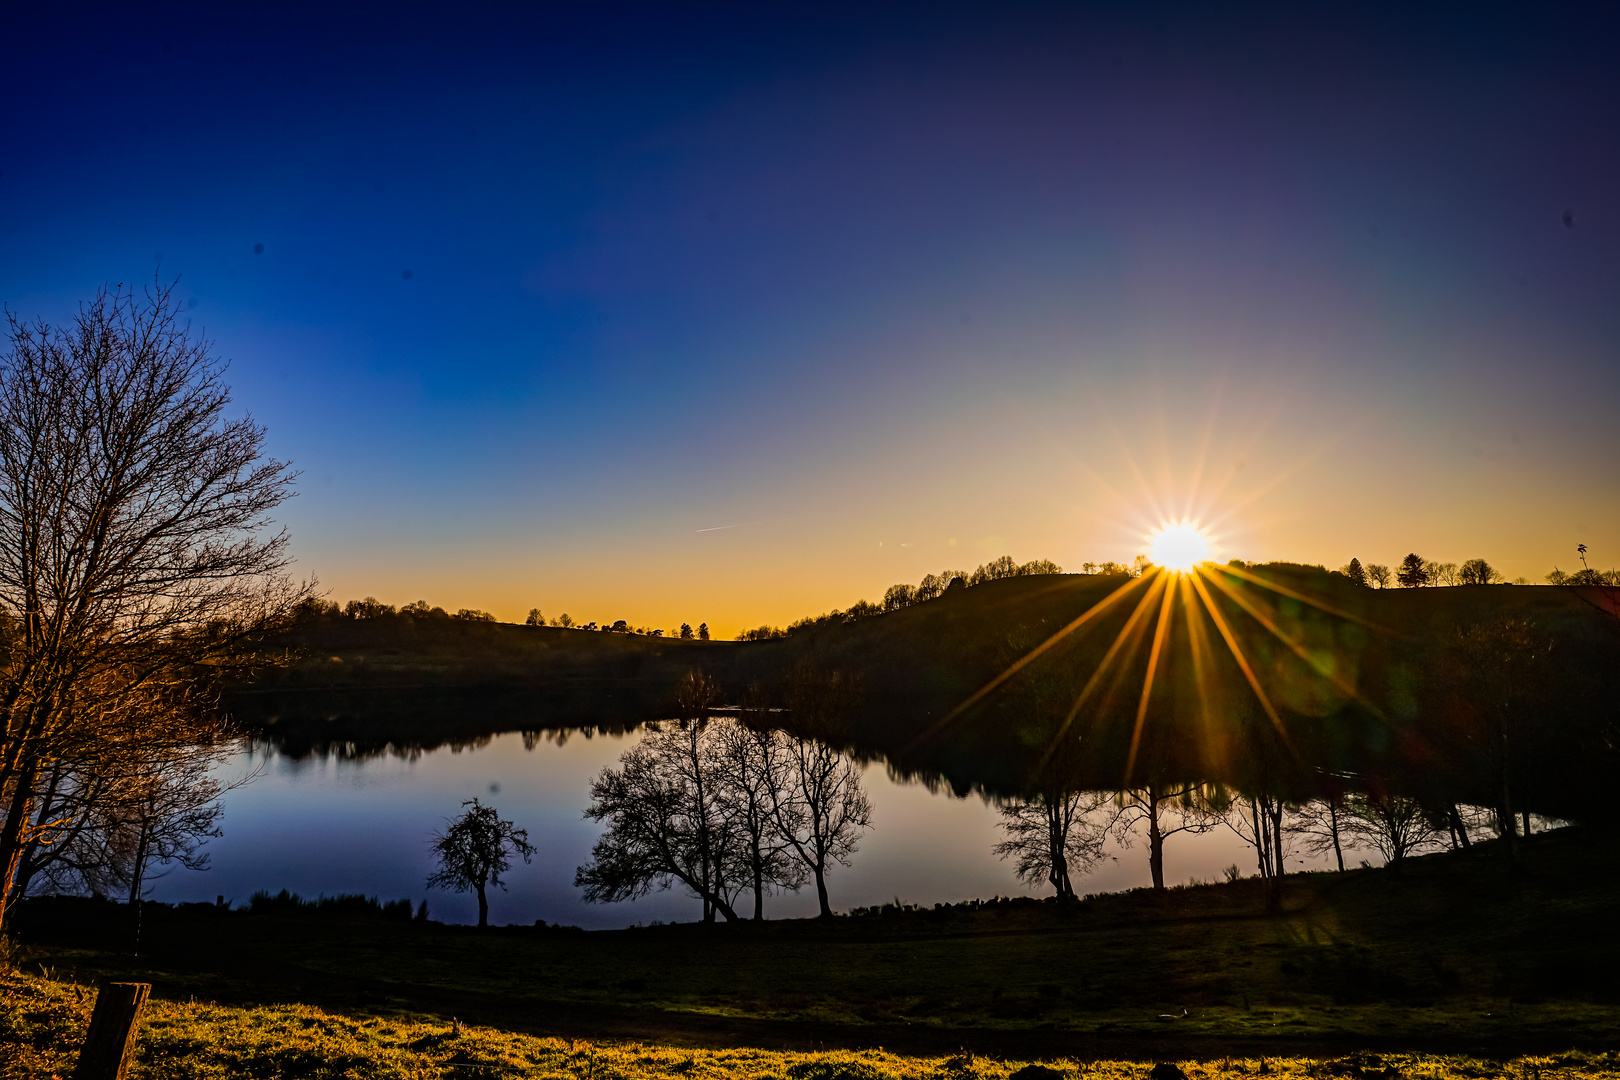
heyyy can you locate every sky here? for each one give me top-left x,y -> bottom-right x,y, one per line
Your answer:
3,1 -> 1617,636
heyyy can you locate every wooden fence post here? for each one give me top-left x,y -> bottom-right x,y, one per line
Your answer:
72,982 -> 150,1080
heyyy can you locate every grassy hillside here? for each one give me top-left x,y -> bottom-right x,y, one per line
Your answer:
11,971 -> 1615,1080
232,572 -> 1620,813
13,827 -> 1620,1057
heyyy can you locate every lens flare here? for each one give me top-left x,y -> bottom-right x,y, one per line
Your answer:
1147,521 -> 1211,572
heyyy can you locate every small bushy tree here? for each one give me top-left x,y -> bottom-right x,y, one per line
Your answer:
427,798 -> 535,928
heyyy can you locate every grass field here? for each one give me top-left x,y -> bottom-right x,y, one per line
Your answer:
10,826 -> 1620,1064
5,970 -> 1619,1080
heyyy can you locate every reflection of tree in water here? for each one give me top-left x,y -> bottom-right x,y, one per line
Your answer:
233,567 -> 1618,900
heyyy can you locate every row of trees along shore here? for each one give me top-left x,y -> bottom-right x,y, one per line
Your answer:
429,695 -> 1547,926
0,282 -> 310,939
992,779 -> 1556,909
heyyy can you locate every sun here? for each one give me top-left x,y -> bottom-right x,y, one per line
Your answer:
1146,520 -> 1212,572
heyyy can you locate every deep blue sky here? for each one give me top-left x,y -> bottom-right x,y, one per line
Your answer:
4,2 -> 1616,631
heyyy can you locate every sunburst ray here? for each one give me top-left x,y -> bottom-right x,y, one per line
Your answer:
1036,571 -> 1169,771
1186,569 -> 1291,748
901,574 -> 1148,755
1201,568 -> 1386,718
1124,573 -> 1180,780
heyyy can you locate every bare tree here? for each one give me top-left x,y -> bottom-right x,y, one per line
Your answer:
1450,618 -> 1552,866
577,722 -> 746,921
1287,793 -> 1352,872
1220,791 -> 1294,884
577,672 -> 749,922
994,788 -> 1112,900
427,798 -> 535,928
714,690 -> 805,919
0,281 -> 308,934
1111,781 -> 1219,892
1340,790 -> 1445,865
1366,564 -> 1393,589
765,667 -> 872,918
1426,561 -> 1460,587
1457,558 -> 1500,586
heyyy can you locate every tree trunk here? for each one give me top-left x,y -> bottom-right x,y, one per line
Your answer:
0,755 -> 41,936
813,865 -> 832,918
128,820 -> 153,955
1266,797 -> 1285,915
1328,801 -> 1345,872
1252,798 -> 1272,879
475,881 -> 489,928
127,821 -> 152,907
1147,789 -> 1165,892
1448,805 -> 1471,849
752,863 -> 765,921
10,765 -> 64,908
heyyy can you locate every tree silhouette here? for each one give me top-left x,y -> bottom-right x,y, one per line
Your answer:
994,789 -> 1110,900
1338,558 -> 1368,586
576,672 -> 753,922
427,798 -> 535,928
0,280 -> 308,936
765,667 -> 872,918
1457,558 -> 1500,585
1396,553 -> 1428,587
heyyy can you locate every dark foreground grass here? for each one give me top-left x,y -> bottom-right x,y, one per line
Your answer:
6,971 -> 1619,1080
11,827 -> 1620,1060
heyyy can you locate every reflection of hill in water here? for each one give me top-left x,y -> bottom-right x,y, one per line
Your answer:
229,571 -> 1620,817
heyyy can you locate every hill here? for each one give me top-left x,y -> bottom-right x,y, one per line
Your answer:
228,571 -> 1620,816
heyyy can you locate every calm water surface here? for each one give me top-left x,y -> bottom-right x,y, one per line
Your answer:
149,730 -> 1336,928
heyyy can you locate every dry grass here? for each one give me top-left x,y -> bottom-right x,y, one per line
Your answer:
5,969 -> 1617,1080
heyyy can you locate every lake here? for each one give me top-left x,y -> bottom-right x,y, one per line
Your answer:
147,726 -> 1344,928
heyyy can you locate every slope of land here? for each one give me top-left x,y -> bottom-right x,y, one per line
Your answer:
10,971 -> 1616,1080
14,827 -> 1620,1059
230,572 -> 1620,813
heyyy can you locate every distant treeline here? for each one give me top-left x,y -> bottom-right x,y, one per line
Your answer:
1332,552 -> 1618,589
736,555 -> 1068,641
296,547 -> 1614,646
248,888 -> 419,920
293,596 -> 711,642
